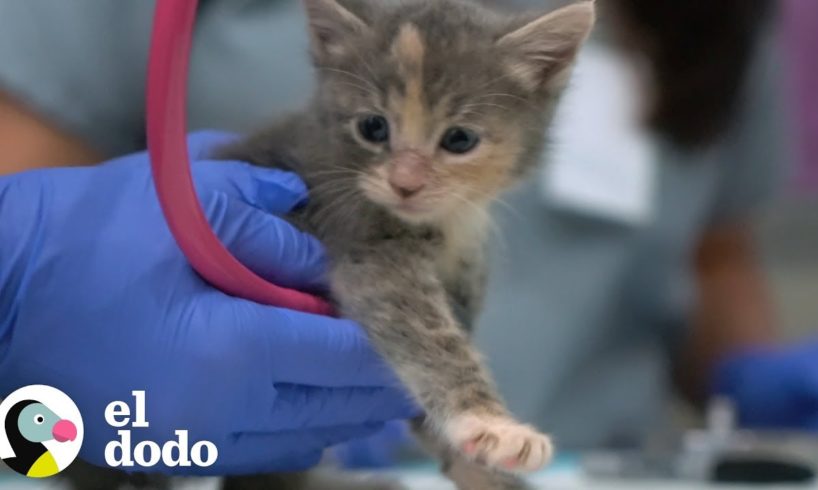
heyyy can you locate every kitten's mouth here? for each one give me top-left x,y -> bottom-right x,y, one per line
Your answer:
382,194 -> 441,222
389,198 -> 437,220
360,175 -> 434,218
394,199 -> 426,213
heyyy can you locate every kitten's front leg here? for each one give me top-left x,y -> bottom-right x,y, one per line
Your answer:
443,249 -> 487,332
332,250 -> 552,474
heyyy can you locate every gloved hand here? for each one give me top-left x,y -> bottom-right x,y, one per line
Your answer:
334,421 -> 415,469
0,132 -> 416,475
712,339 -> 818,431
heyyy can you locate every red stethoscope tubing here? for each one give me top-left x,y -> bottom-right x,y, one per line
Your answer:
146,0 -> 334,316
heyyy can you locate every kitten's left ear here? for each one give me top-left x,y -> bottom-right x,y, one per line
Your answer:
302,0 -> 371,62
498,0 -> 596,91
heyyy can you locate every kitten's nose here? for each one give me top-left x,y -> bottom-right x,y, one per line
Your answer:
390,180 -> 425,199
389,151 -> 429,199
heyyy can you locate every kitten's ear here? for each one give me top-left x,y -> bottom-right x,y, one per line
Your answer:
497,0 -> 596,91
302,0 -> 370,62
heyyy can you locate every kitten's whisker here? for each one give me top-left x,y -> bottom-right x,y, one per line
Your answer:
333,81 -> 380,99
474,93 -> 528,104
446,191 -> 504,244
325,162 -> 370,174
307,177 -> 359,193
311,188 -> 364,229
307,164 -> 370,183
455,186 -> 523,222
310,177 -> 362,201
489,196 -> 522,220
460,109 -> 489,119
318,68 -> 378,92
461,102 -> 512,112
312,180 -> 359,196
472,72 -> 518,92
352,52 -> 379,84
308,181 -> 360,199
306,169 -> 359,179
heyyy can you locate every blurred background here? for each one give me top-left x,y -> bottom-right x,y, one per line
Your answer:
0,0 -> 816,488
757,0 -> 817,340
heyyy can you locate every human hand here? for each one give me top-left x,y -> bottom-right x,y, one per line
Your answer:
0,132 -> 415,475
712,338 -> 818,431
334,421 -> 415,469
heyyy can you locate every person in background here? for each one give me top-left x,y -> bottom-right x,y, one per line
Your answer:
783,0 -> 818,191
0,0 -> 814,480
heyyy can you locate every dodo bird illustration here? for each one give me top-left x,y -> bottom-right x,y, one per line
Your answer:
3,399 -> 77,477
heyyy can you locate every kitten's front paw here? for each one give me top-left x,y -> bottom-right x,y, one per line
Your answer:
445,413 -> 553,473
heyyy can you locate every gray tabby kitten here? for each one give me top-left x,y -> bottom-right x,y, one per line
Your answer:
218,0 -> 595,488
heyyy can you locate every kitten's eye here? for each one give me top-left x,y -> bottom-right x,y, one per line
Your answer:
440,127 -> 480,154
358,115 -> 390,144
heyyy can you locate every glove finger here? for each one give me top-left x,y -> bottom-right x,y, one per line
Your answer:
799,357 -> 818,405
220,300 -> 402,389
195,160 -> 307,215
805,413 -> 818,433
205,191 -> 327,291
263,384 -> 418,432
265,309 -> 404,389
240,424 -> 385,459
334,420 -> 413,469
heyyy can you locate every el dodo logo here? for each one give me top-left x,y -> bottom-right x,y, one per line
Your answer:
0,385 -> 83,478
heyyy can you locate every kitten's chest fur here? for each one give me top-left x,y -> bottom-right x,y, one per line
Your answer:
302,184 -> 490,293
435,209 -> 490,283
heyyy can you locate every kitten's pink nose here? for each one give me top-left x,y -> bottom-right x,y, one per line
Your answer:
389,151 -> 429,199
389,180 -> 425,199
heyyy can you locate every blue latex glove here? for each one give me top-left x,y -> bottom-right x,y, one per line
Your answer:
0,132 -> 415,475
712,339 -> 818,431
334,421 -> 415,469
